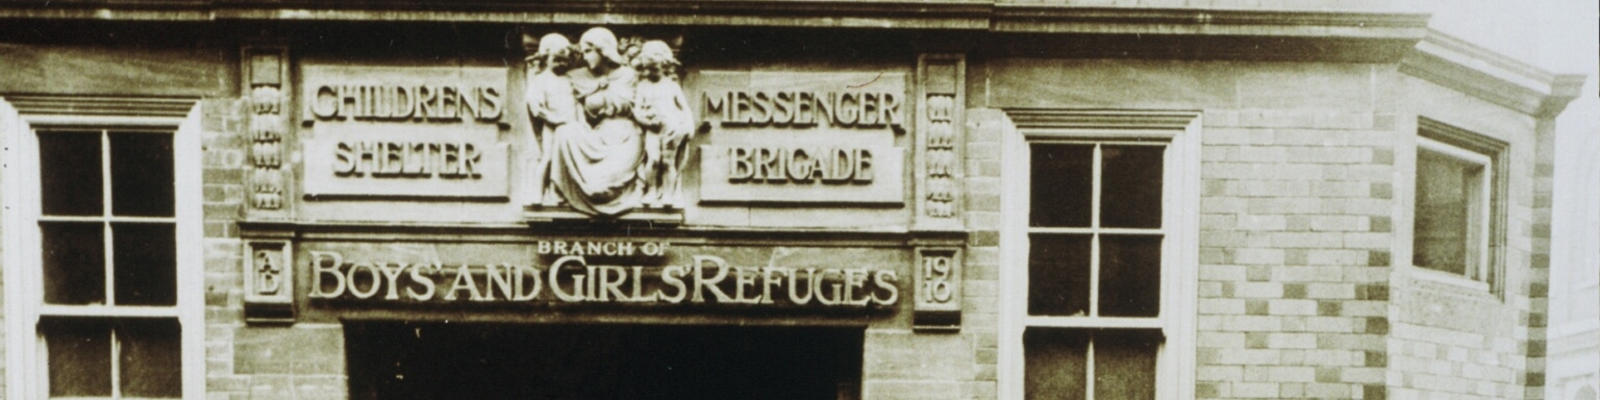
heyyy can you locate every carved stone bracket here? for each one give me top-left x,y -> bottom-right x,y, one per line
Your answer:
913,246 -> 963,331
243,239 -> 295,323
915,54 -> 965,231
242,45 -> 290,213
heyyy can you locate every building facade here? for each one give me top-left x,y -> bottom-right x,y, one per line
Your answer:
0,2 -> 1586,399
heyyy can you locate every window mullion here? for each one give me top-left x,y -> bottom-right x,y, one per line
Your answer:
1085,335 -> 1097,400
110,326 -> 122,400
1477,165 -> 1492,282
1089,144 -> 1102,317
1029,227 -> 1162,236
102,130 -> 116,306
1091,143 -> 1102,231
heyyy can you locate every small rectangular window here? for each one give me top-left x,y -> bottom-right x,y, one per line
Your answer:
42,222 -> 107,305
42,319 -> 114,398
108,132 -> 175,217
1030,144 -> 1093,228
41,318 -> 182,399
1023,329 -> 1160,400
39,131 -> 103,216
1028,233 -> 1091,316
1412,121 -> 1504,290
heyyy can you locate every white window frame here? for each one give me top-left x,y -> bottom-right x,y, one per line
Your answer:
1407,118 -> 1507,295
998,109 -> 1199,400
2,99 -> 205,399
1413,137 -> 1492,283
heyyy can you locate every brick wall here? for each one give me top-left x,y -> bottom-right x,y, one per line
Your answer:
1193,108 -> 1395,399
963,108 -> 1009,400
202,97 -> 347,400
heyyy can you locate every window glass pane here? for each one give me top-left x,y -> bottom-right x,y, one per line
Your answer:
1414,150 -> 1476,275
39,131 -> 103,216
42,319 -> 113,397
1030,144 -> 1092,227
1029,234 -> 1091,316
1099,235 -> 1162,317
113,223 -> 177,306
119,319 -> 183,398
1101,145 -> 1164,228
43,222 -> 106,305
110,132 -> 175,217
1024,328 -> 1087,400
1094,330 -> 1161,400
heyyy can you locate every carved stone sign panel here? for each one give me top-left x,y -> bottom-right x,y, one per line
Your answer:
301,65 -> 510,198
293,240 -> 908,322
692,71 -> 907,204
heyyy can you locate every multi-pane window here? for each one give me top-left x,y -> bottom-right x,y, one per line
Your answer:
1023,141 -> 1166,399
1412,120 -> 1504,291
36,129 -> 182,399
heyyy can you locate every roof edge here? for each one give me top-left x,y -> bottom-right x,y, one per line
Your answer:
1401,29 -> 1588,118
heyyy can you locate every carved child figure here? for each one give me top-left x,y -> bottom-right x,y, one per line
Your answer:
524,33 -> 579,207
630,40 -> 694,208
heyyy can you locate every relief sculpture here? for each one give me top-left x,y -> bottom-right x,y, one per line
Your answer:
525,27 -> 695,217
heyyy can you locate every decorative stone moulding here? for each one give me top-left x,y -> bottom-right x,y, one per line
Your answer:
242,44 -> 290,212
916,54 -> 965,231
243,239 -> 295,323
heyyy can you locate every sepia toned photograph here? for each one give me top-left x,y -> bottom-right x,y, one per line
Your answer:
0,0 -> 1595,398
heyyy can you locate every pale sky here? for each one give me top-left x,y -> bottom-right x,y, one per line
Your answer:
1466,0 -> 1600,396
1421,0 -> 1597,74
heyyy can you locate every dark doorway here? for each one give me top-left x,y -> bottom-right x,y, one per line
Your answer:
345,322 -> 864,400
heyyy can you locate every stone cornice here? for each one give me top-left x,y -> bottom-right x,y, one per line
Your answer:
1401,29 -> 1587,119
0,1 -> 1425,38
237,219 -> 968,248
991,6 -> 1428,39
0,94 -> 196,118
1004,108 -> 1201,131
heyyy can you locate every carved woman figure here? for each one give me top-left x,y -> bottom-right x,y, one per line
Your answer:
524,33 -> 578,206
630,40 -> 695,208
545,27 -> 646,216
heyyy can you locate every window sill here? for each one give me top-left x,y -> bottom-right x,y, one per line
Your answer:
39,305 -> 181,318
51,397 -> 180,400
1402,265 -> 1490,293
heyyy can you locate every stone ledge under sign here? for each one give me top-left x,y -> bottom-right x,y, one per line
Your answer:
524,206 -> 684,225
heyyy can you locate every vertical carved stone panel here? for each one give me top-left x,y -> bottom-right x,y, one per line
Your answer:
243,45 -> 290,213
916,54 -> 965,230
243,239 -> 294,323
914,247 -> 963,330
